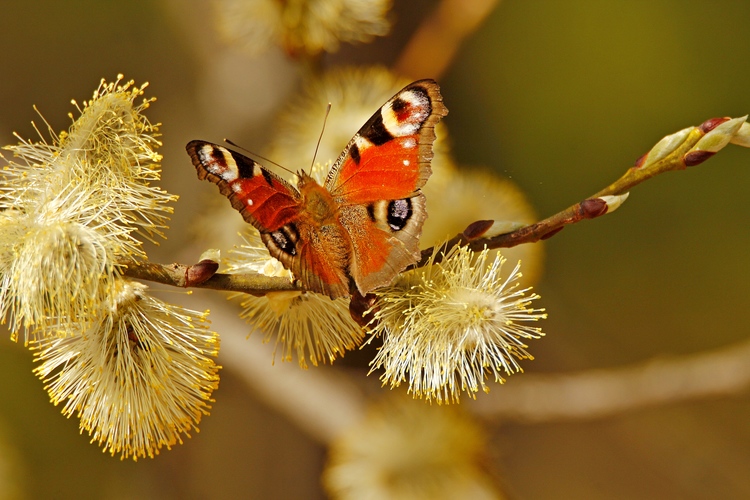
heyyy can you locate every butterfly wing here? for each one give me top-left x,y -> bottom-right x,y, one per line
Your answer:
326,80 -> 448,294
188,141 -> 353,298
186,141 -> 304,278
187,141 -> 301,232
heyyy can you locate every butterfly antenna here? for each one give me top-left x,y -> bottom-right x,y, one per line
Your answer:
223,138 -> 296,176
310,103 -> 332,171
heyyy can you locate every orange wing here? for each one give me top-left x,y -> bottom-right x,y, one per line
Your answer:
187,141 -> 301,232
326,80 -> 448,294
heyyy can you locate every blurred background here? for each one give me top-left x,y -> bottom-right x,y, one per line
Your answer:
1,0 -> 749,498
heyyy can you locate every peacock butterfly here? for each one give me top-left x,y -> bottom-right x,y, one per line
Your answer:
186,80 -> 448,299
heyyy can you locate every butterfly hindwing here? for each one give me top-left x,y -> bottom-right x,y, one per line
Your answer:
340,194 -> 429,294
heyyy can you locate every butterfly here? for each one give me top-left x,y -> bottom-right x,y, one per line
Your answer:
186,80 -> 448,299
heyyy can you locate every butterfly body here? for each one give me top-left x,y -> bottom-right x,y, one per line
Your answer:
188,80 -> 447,298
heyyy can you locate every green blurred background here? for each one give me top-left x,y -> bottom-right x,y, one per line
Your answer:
1,0 -> 749,498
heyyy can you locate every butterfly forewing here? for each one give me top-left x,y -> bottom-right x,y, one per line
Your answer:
186,141 -> 302,232
326,80 -> 446,203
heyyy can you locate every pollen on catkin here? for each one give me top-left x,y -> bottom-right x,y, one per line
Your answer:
214,0 -> 392,56
369,245 -> 547,404
1,74 -> 175,258
31,280 -> 220,461
0,212 -> 118,342
0,75 -> 177,342
225,227 -> 364,368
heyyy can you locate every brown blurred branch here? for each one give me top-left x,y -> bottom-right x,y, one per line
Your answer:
394,0 -> 500,80
199,296 -> 366,444
211,289 -> 750,437
471,338 -> 750,423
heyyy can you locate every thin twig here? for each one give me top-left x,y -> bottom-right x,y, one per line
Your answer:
414,127 -> 706,267
122,260 -> 297,295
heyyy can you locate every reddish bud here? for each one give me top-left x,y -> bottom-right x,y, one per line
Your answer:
699,117 -> 730,134
581,198 -> 608,218
634,152 -> 648,168
463,220 -> 495,240
186,259 -> 219,286
683,150 -> 715,167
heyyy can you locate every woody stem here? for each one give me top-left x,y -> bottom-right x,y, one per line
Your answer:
414,127 -> 704,268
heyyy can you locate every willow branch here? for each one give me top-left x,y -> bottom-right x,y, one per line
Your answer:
121,260 -> 298,295
122,117 -> 747,295
470,338 -> 750,423
415,117 -> 747,267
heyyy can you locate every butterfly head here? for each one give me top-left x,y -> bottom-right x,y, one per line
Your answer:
296,169 -> 314,184
296,170 -> 337,224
